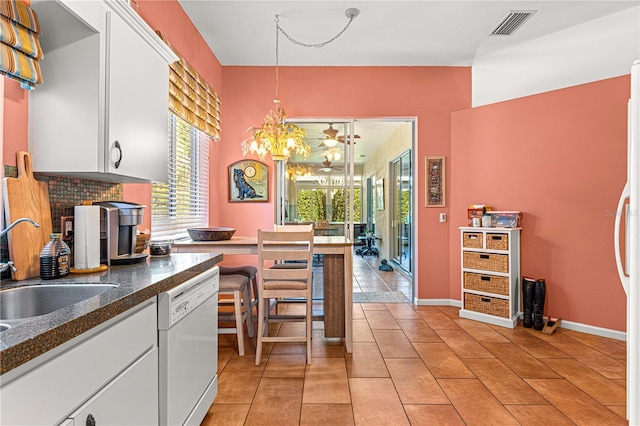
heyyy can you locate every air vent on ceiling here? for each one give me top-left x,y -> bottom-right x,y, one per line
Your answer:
490,10 -> 537,36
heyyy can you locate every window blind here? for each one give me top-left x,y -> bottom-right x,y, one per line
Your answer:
0,0 -> 43,89
156,31 -> 221,140
151,113 -> 210,241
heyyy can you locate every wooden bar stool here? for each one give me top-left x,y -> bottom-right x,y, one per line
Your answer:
218,273 -> 253,356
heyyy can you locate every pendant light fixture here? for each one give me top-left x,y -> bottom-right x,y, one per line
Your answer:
241,8 -> 360,162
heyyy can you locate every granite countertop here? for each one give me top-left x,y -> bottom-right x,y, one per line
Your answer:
0,252 -> 223,375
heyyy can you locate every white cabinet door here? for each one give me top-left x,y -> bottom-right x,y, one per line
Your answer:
103,4 -> 170,182
67,348 -> 158,426
29,0 -> 175,183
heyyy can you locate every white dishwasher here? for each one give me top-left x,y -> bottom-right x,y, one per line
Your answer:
158,266 -> 219,426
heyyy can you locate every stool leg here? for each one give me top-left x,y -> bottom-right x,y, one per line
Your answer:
243,284 -> 255,338
255,295 -> 265,366
234,289 -> 245,356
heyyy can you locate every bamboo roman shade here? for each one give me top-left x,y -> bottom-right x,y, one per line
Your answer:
157,32 -> 221,140
0,0 -> 43,89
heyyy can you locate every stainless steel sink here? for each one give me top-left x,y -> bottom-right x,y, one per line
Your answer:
0,284 -> 119,321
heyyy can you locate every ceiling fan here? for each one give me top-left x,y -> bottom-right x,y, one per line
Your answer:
308,123 -> 361,147
318,156 -> 343,173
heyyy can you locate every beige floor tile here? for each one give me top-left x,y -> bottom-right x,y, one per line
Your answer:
361,302 -> 389,311
550,342 -> 626,379
512,337 -> 572,359
505,404 -> 575,426
396,319 -> 442,343
353,319 -> 376,342
202,404 -> 250,426
262,354 -> 306,378
452,318 -> 511,342
372,329 -> 419,358
413,343 -> 475,378
385,303 -> 421,319
434,328 -> 495,359
350,378 -> 410,425
346,342 -> 389,378
436,305 -> 462,319
363,309 -> 401,329
438,378 -> 520,425
418,310 -> 461,329
607,404 -> 627,419
541,358 -> 626,405
385,358 -> 449,404
215,357 -> 265,404
404,405 -> 466,426
482,342 -> 562,379
245,377 -> 304,426
352,303 -> 365,320
525,378 -> 628,425
303,358 -> 350,404
300,404 -> 354,425
311,329 -> 345,358
562,329 -> 626,359
463,358 -> 548,404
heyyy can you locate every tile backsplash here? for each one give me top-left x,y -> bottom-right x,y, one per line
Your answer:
1,166 -> 123,277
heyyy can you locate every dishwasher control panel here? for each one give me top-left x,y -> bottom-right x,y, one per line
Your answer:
158,266 -> 219,329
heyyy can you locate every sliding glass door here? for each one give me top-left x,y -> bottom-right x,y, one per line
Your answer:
390,150 -> 412,273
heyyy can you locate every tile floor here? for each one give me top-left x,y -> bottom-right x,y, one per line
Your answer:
203,255 -> 628,425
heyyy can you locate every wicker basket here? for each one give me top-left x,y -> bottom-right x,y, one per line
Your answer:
463,232 -> 483,249
486,233 -> 509,250
464,293 -> 509,318
463,251 -> 509,273
464,272 -> 509,295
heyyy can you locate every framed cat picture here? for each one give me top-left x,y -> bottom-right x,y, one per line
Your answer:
228,160 -> 269,202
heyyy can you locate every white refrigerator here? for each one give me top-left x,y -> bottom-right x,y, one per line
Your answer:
615,59 -> 640,425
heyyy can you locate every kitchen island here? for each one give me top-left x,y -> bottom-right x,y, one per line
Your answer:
173,235 -> 354,353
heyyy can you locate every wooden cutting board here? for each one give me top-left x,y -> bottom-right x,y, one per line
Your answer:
2,151 -> 53,280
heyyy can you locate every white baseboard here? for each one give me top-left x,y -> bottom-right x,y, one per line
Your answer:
414,299 -> 626,341
415,298 -> 461,307
559,319 -> 627,341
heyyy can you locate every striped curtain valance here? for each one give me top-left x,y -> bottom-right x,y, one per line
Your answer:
157,32 -> 220,140
0,0 -> 43,89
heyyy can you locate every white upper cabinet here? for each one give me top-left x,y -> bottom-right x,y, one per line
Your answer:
29,0 -> 178,183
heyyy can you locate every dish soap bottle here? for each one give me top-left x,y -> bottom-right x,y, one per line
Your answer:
40,233 -> 71,280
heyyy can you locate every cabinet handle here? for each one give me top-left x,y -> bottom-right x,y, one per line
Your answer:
481,297 -> 491,303
481,276 -> 491,281
114,141 -> 122,169
86,414 -> 96,426
480,254 -> 490,259
491,236 -> 503,241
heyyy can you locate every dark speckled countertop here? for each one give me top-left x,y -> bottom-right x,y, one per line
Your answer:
0,252 -> 222,375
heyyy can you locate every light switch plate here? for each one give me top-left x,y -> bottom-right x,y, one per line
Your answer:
61,216 -> 74,240
439,213 -> 446,223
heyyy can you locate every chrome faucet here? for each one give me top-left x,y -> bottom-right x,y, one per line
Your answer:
1,218 -> 40,273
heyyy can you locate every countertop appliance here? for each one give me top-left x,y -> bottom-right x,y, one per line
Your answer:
615,59 -> 639,425
93,201 -> 147,265
158,265 -> 219,426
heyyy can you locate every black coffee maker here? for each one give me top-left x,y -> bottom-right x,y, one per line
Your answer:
94,201 -> 147,265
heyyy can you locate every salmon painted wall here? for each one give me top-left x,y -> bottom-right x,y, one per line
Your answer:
220,66 -> 471,296
450,76 -> 629,331
123,0 -> 223,230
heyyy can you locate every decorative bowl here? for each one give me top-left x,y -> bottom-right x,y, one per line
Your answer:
187,227 -> 236,241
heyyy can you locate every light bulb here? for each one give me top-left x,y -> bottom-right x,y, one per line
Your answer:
287,138 -> 295,148
324,138 -> 338,147
334,152 -> 342,161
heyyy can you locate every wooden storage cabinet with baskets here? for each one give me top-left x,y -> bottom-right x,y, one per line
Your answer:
459,227 -> 521,328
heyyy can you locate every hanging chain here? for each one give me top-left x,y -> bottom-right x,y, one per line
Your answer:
275,12 -> 357,49
274,9 -> 359,102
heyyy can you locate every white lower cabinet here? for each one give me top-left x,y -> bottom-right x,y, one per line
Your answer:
66,348 -> 158,426
0,300 -> 158,426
